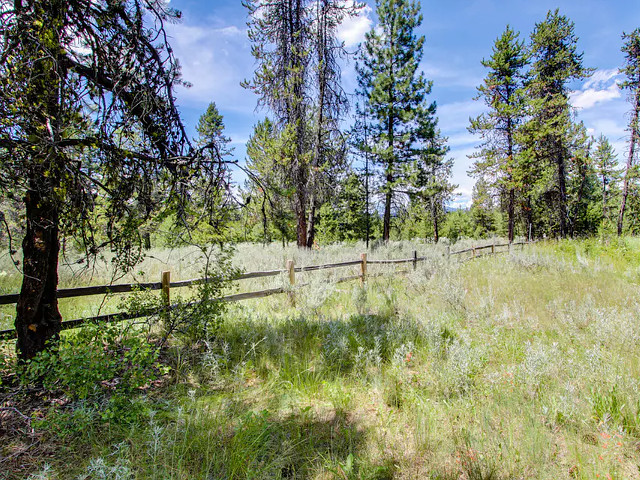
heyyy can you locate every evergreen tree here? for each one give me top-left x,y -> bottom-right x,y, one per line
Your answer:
470,178 -> 500,238
617,28 -> 640,235
352,91 -> 377,248
566,122 -> 598,236
593,135 -> 621,231
356,0 -> 437,242
317,172 -> 369,243
0,0 -> 215,359
244,0 -> 311,246
190,103 -> 234,240
469,26 -> 528,242
525,9 -> 592,238
413,131 -> 456,243
306,0 -> 361,246
244,0 -> 358,247
245,119 -> 296,246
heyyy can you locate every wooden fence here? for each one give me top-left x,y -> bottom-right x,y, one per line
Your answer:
0,241 -> 528,340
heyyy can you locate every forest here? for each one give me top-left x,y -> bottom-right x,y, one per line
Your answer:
1,0 -> 640,478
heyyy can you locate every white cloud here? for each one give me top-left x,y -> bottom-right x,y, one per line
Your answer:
337,3 -> 373,48
570,83 -> 621,109
570,69 -> 622,110
451,186 -> 473,208
583,68 -> 619,89
446,132 -> 477,148
167,21 -> 255,113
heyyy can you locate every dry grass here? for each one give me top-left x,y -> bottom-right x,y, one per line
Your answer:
3,237 -> 640,479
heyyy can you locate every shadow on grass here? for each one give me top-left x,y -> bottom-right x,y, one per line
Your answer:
206,310 -> 431,380
158,399 -> 395,479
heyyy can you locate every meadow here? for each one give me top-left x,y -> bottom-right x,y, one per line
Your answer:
3,238 -> 640,479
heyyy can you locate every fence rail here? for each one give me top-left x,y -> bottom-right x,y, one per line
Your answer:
0,241 -> 529,340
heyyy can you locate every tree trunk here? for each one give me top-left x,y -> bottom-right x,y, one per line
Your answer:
557,149 -> 568,238
383,175 -> 392,242
16,1 -> 65,360
506,115 -> 515,243
430,196 -> 439,243
526,197 -> 533,241
507,188 -> 515,242
306,196 -> 317,247
295,194 -> 308,247
618,92 -> 639,236
16,179 -> 62,360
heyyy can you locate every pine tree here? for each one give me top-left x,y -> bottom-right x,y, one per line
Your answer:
190,103 -> 234,239
617,28 -> 640,236
356,0 -> 436,242
244,0 -> 311,246
413,130 -> 456,243
306,0 -> 361,246
0,0 -> 214,359
525,9 -> 592,238
352,92 -> 376,248
593,135 -> 621,231
317,172 -> 369,242
244,0 -> 358,247
469,26 -> 528,242
566,123 -> 598,236
245,119 -> 296,246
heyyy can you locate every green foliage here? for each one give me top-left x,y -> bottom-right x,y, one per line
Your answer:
19,322 -> 160,400
617,28 -> 640,235
317,172 -> 370,243
121,245 -> 238,345
523,9 -> 592,238
357,0 -> 439,241
441,209 -> 474,243
469,25 -> 528,241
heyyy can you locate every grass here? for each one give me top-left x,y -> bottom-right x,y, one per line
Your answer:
3,237 -> 640,479
0,237 -> 469,331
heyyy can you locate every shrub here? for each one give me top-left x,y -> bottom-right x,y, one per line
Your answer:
20,321 -> 160,400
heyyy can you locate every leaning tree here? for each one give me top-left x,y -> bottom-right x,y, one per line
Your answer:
617,28 -> 640,236
0,0 -> 220,359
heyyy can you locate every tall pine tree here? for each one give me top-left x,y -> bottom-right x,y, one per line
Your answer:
356,0 -> 436,242
617,28 -> 640,236
469,26 -> 528,242
593,135 -> 620,232
525,9 -> 591,238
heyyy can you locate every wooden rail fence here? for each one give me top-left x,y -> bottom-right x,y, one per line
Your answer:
0,241 -> 528,340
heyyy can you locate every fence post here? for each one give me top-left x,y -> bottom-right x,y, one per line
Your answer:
161,271 -> 171,307
360,253 -> 367,286
491,242 -> 495,255
286,260 -> 295,305
472,247 -> 476,258
446,245 -> 450,258
413,250 -> 417,270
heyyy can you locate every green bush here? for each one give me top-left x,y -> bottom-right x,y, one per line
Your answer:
20,321 -> 160,400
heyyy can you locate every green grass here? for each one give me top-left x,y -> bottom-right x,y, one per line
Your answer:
4,237 -> 640,479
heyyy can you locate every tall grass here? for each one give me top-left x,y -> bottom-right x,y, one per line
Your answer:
7,237 -> 640,479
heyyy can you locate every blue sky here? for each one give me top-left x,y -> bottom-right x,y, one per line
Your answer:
164,0 -> 640,207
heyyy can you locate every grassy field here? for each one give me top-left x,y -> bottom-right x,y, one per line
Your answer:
0,239 -> 459,331
3,238 -> 640,479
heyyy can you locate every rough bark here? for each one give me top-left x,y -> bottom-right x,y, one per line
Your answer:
506,114 -> 515,243
557,148 -> 568,238
383,176 -> 392,242
618,93 -> 639,235
430,195 -> 439,243
16,176 -> 62,360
